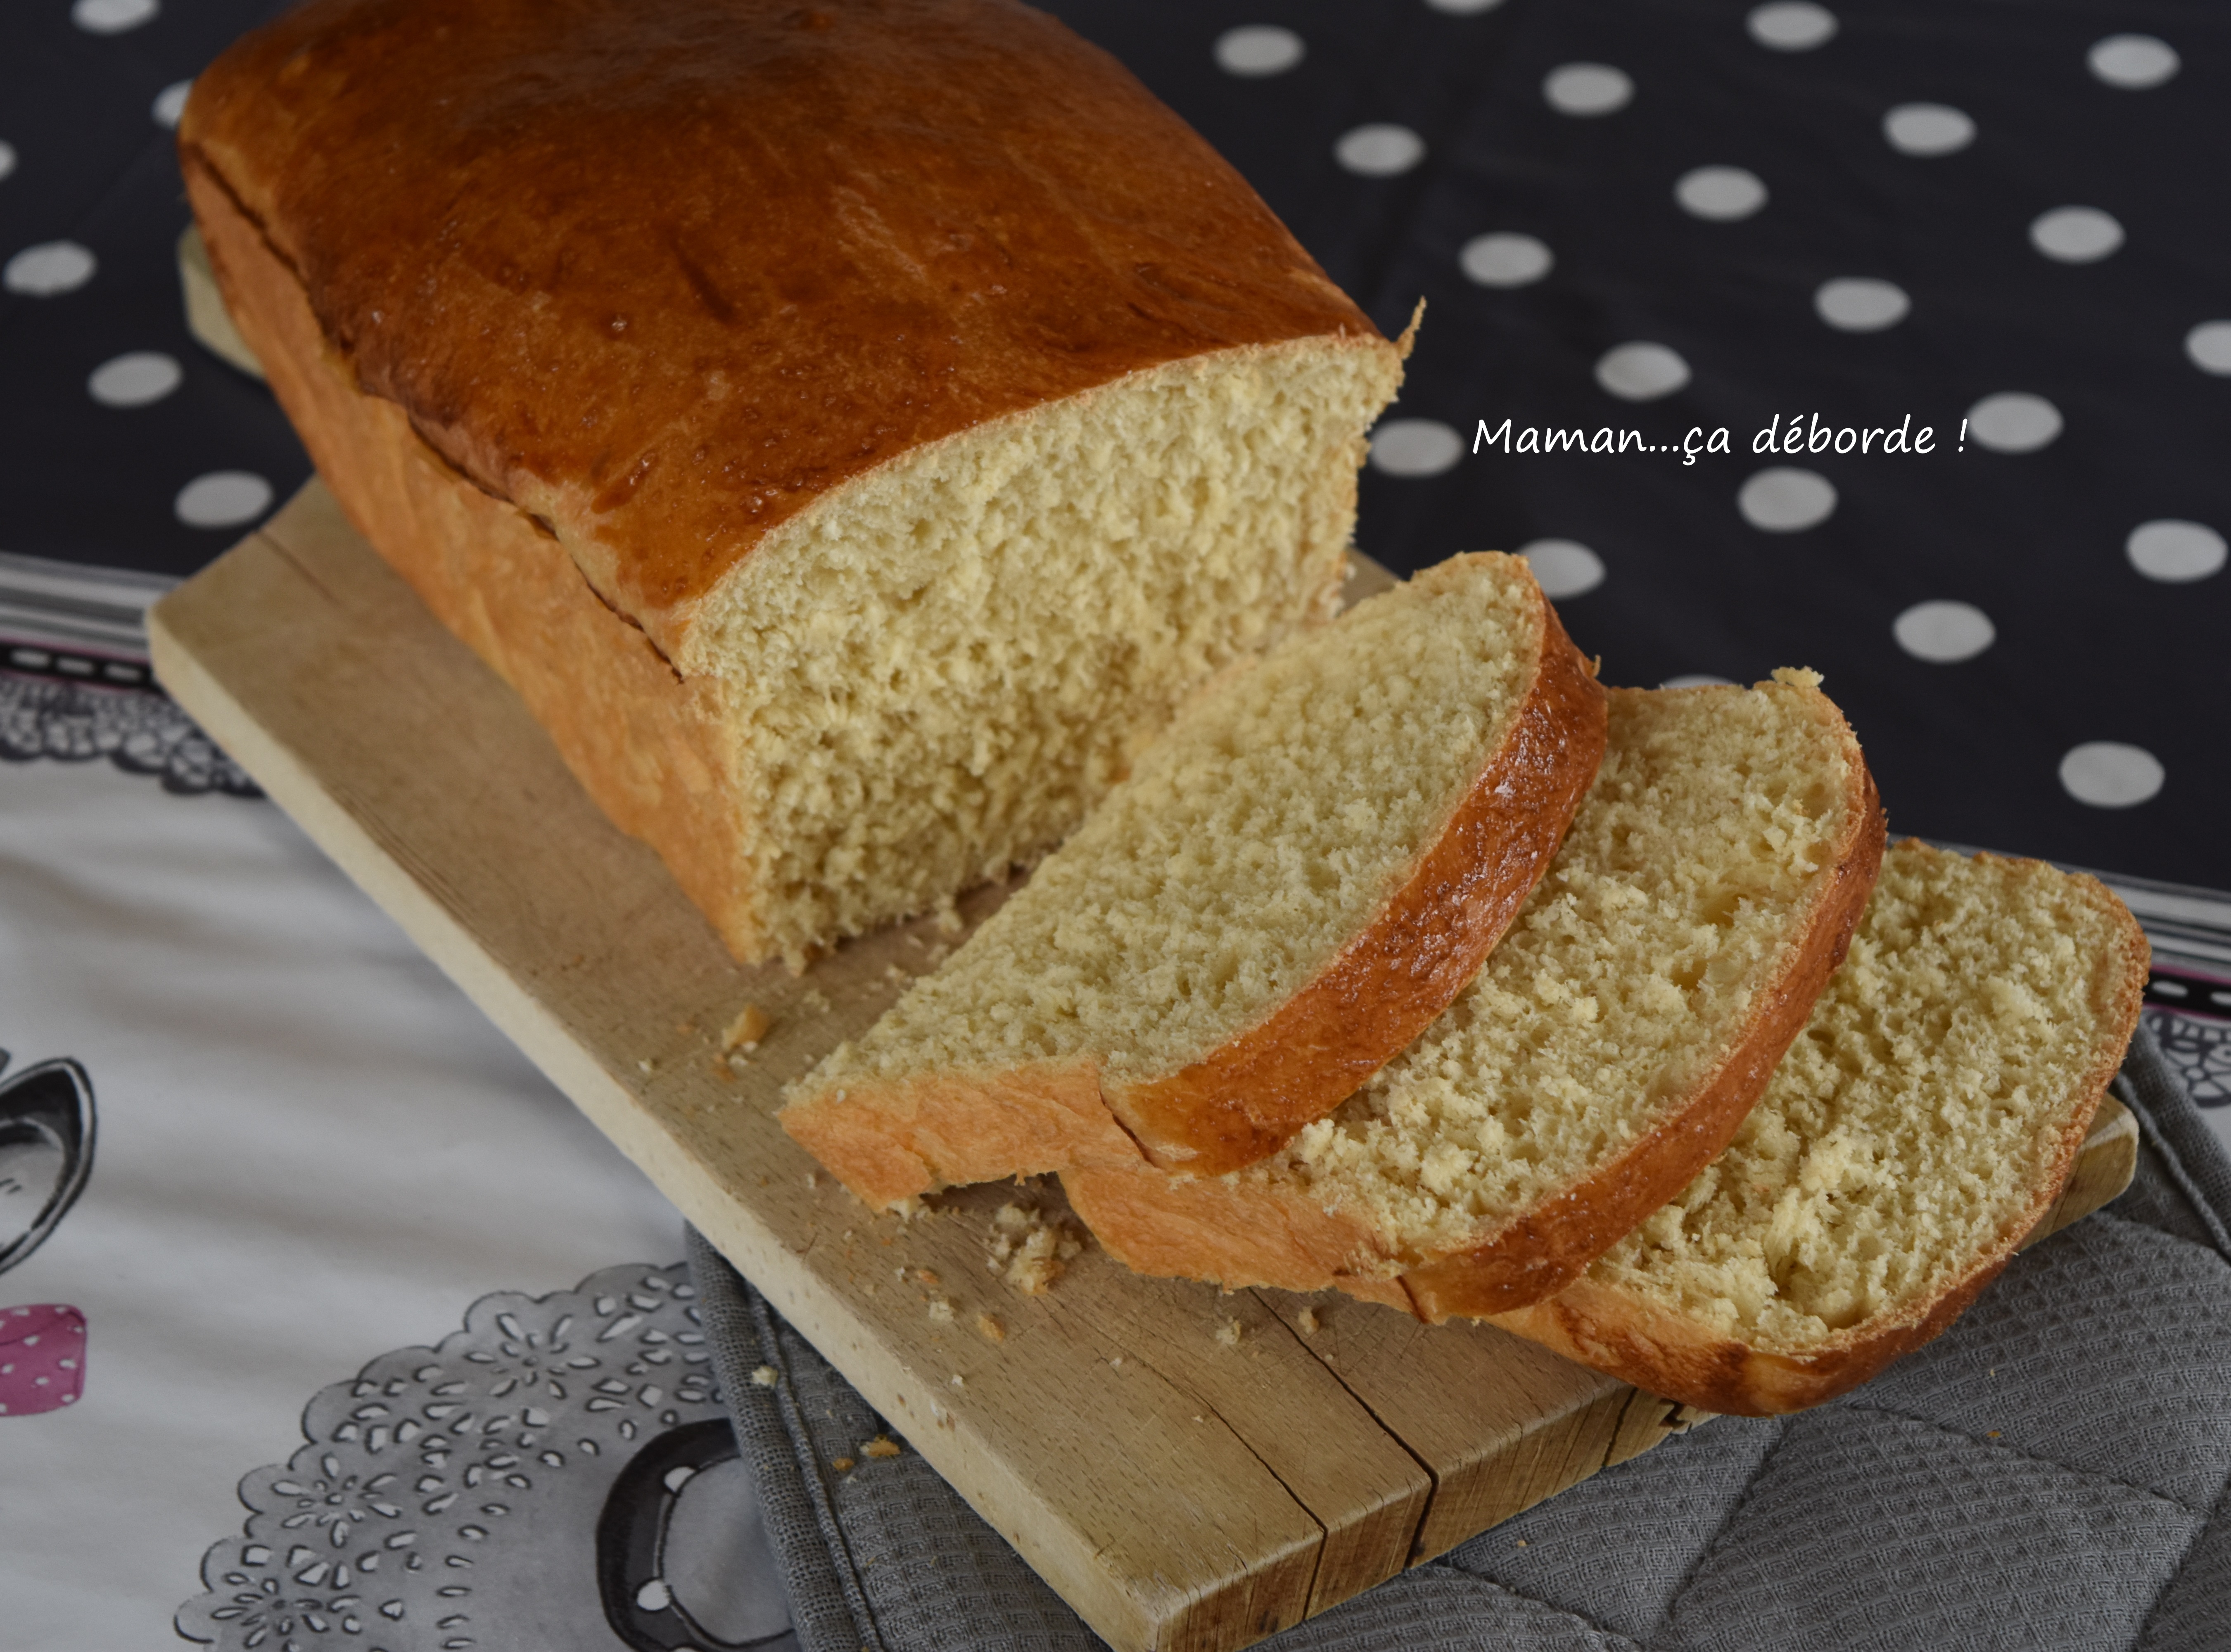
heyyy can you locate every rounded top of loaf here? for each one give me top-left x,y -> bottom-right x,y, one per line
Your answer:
181,0 -> 1386,631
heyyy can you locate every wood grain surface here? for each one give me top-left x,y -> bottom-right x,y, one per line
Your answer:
147,481 -> 2138,1652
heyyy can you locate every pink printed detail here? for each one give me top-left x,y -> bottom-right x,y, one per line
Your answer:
0,1304 -> 86,1416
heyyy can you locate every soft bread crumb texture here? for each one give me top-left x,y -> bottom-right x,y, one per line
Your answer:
691,342 -> 1399,965
1590,842 -> 2140,1350
797,553 -> 1543,1092
1267,672 -> 1859,1260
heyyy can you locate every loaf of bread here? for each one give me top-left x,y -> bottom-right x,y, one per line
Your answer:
1064,674 -> 1885,1315
781,554 -> 1607,1203
178,0 -> 1405,966
1488,840 -> 2148,1414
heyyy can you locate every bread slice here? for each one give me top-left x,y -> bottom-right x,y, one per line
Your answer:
780,554 -> 1607,1203
1064,674 -> 1885,1315
1488,840 -> 2148,1414
180,0 -> 1405,967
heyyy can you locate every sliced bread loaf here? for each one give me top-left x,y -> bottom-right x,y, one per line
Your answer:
1064,674 -> 1885,1315
183,0 -> 1407,968
1488,840 -> 2148,1414
780,553 -> 1607,1204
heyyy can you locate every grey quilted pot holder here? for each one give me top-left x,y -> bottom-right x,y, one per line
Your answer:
689,1020 -> 2231,1652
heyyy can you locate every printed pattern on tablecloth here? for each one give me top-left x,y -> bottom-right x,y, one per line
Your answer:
176,1263 -> 800,1652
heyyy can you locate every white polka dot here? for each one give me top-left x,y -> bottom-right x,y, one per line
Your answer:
1892,600 -> 1994,663
1595,342 -> 1691,402
2029,206 -> 2123,263
1813,277 -> 1910,332
1965,392 -> 2062,453
2089,34 -> 2179,90
2059,742 -> 2162,809
1544,63 -> 1633,117
1675,166 -> 1767,221
2127,520 -> 2226,583
2186,322 -> 2231,375
1460,233 -> 1552,288
1335,124 -> 1426,177
88,350 -> 183,407
152,79 -> 192,128
4,241 -> 97,297
1516,539 -> 1605,599
1369,419 -> 1462,477
1214,26 -> 1303,77
0,142 -> 16,182
1882,103 -> 1975,157
1738,467 -> 1837,532
175,470 -> 275,529
1426,0 -> 1506,12
1662,673 -> 1732,689
1747,3 -> 1837,50
72,0 -> 158,33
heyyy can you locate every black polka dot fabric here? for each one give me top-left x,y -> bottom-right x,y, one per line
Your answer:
1,0 -> 2224,891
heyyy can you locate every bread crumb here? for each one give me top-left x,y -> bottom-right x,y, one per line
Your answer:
800,988 -> 832,1014
914,1268 -> 940,1285
750,1366 -> 778,1388
1515,1539 -> 1528,1548
976,1313 -> 1006,1343
1215,1318 -> 1244,1348
723,1002 -> 773,1052
805,1171 -> 820,1190
884,964 -> 909,984
1296,1308 -> 1320,1335
831,1456 -> 855,1473
988,1202 -> 1086,1295
949,1374 -> 965,1389
1110,1356 -> 1122,1368
933,894 -> 962,935
928,1296 -> 955,1324
636,1059 -> 656,1076
862,1436 -> 902,1459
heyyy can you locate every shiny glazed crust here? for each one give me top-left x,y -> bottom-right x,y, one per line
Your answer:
182,155 -> 771,951
178,0 -> 1388,664
1062,706 -> 1886,1314
781,597 -> 1608,1206
1484,859 -> 2150,1416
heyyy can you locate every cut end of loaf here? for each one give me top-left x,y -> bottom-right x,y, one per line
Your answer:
685,338 -> 1403,964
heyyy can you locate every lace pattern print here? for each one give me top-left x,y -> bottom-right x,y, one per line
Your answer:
176,1264 -> 728,1652
0,674 -> 259,796
2147,1008 -> 2231,1109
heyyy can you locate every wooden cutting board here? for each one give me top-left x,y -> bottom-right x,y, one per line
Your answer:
147,481 -> 2138,1652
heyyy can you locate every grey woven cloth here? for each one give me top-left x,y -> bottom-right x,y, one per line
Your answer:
688,1022 -> 2231,1651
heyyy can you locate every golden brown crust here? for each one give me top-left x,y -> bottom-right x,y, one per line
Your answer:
1107,591 -> 1609,1175
180,0 -> 1385,657
1400,764 -> 1886,1320
778,1060 -> 1144,1210
182,154 -> 774,958
1486,850 -> 2151,1415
